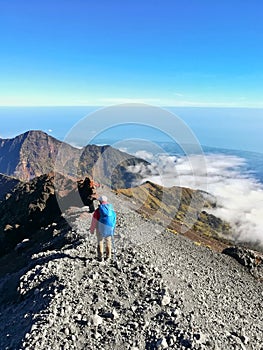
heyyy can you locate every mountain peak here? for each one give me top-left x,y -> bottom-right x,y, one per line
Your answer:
0,130 -> 80,181
0,130 -> 150,187
0,130 -> 65,181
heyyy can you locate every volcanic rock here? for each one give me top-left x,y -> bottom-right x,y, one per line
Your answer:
0,188 -> 262,350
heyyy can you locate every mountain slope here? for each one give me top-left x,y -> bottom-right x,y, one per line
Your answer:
116,181 -> 232,251
0,189 -> 262,350
78,144 -> 150,188
0,130 -> 79,181
0,172 -> 88,257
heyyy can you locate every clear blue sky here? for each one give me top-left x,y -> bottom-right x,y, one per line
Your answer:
0,0 -> 263,107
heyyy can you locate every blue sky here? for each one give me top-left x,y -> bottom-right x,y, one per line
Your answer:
0,0 -> 263,107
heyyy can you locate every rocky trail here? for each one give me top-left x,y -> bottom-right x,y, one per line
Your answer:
0,189 -> 262,350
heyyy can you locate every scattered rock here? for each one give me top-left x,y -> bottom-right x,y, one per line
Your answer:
0,190 -> 262,350
156,337 -> 169,348
223,246 -> 263,279
161,294 -> 171,306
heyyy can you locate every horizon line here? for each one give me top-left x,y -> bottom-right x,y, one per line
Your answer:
1,129 -> 263,156
0,104 -> 263,110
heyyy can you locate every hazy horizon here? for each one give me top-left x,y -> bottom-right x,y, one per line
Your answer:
0,106 -> 262,154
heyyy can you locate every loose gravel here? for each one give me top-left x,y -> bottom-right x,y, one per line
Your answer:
0,189 -> 262,350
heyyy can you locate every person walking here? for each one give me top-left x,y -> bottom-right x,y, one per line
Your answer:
89,195 -> 116,261
78,177 -> 100,213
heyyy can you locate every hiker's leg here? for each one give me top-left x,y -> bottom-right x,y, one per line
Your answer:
105,236 -> 112,260
96,232 -> 103,260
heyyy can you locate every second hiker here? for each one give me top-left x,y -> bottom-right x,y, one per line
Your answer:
78,177 -> 100,213
89,195 -> 116,261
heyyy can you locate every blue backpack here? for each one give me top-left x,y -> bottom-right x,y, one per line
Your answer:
98,203 -> 116,238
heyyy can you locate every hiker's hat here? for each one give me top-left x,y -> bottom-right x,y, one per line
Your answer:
98,195 -> 107,203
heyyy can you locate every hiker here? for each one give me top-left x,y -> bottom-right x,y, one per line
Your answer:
78,177 -> 100,213
89,195 -> 116,261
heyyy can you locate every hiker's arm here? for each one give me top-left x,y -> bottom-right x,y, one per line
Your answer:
89,209 -> 100,234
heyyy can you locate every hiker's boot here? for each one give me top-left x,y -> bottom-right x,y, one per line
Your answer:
97,244 -> 103,262
105,254 -> 111,262
105,247 -> 111,260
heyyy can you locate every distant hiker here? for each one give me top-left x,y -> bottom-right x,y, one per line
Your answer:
89,195 -> 116,262
78,177 -> 100,213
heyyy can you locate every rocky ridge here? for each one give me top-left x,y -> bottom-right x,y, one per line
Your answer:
0,174 -> 21,202
0,172 -> 232,259
0,188 -> 262,350
0,131 -> 149,188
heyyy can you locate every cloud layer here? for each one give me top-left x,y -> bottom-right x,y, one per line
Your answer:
131,151 -> 263,247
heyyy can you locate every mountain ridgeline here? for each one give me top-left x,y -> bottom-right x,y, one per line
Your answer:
0,130 -> 148,188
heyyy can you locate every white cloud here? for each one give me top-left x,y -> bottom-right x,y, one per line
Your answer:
173,92 -> 184,97
134,150 -> 154,161
67,142 -> 83,150
130,152 -> 263,247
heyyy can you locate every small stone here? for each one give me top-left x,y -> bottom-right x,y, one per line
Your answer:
129,321 -> 139,330
64,328 -> 70,336
168,335 -> 176,346
112,309 -> 119,320
34,288 -> 40,295
4,224 -> 13,231
156,337 -> 169,349
240,335 -> 250,345
194,332 -> 207,344
161,294 -> 171,306
95,331 -> 100,339
172,308 -> 181,318
24,333 -> 30,340
31,325 -> 38,332
92,314 -> 103,327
